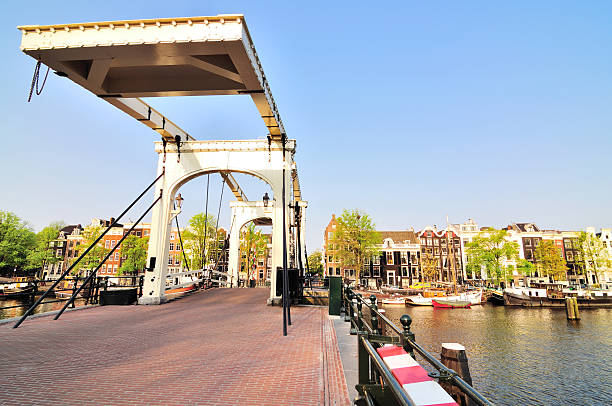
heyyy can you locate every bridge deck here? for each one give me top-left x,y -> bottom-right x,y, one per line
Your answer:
0,289 -> 349,405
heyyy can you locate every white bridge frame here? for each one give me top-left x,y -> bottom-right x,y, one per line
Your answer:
139,138 -> 305,304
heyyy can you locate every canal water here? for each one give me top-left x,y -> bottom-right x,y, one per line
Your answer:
0,296 -> 88,320
379,303 -> 612,405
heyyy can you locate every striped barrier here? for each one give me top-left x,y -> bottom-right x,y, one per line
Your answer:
377,345 -> 458,406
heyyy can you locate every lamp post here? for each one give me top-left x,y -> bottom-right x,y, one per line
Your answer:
263,192 -> 270,207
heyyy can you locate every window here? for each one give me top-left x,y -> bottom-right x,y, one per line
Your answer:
420,238 -> 426,245
434,247 -> 440,256
534,239 -> 540,247
411,254 -> 419,264
386,252 -> 393,265
427,238 -> 432,246
57,263 -> 62,272
56,249 -> 62,258
176,244 -> 181,251
175,256 -> 180,265
525,250 -> 533,260
373,256 -> 380,265
564,240 -> 571,249
111,240 -> 116,248
102,265 -> 106,273
170,233 -> 175,240
168,256 -> 173,265
114,252 -> 119,261
364,257 -> 370,265
524,239 -> 531,247
105,240 -> 110,249
328,232 -> 334,239
144,230 -> 150,236
328,255 -> 332,263
401,266 -> 408,277
401,252 -> 408,264
169,242 -> 174,251
136,231 -> 141,237
336,268 -> 341,276
363,267 -> 370,277
566,252 -> 574,261
373,266 -> 380,277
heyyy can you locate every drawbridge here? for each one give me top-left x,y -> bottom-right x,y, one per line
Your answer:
16,15 -> 307,332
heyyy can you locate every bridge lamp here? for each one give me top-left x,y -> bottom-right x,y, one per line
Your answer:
175,193 -> 184,209
263,192 -> 270,207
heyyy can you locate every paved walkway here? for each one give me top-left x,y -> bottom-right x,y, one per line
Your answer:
0,288 -> 350,405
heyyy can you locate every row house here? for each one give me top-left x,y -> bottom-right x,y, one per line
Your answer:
361,231 -> 420,288
323,214 -> 354,279
42,224 -> 83,280
595,228 -> 612,288
418,227 -> 463,284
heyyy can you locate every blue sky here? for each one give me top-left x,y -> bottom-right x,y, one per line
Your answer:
1,1 -> 611,252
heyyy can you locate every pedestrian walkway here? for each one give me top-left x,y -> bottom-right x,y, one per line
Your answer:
0,288 -> 350,405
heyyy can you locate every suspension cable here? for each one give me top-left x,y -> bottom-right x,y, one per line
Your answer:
28,61 -> 50,102
54,192 -> 163,320
210,178 -> 226,275
174,202 -> 190,275
202,174 -> 210,269
13,171 -> 164,328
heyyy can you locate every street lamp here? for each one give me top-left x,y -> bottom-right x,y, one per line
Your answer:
263,192 -> 270,207
175,193 -> 184,209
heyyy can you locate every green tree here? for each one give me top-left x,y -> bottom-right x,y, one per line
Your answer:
534,240 -> 567,281
466,229 -> 519,285
420,253 -> 439,282
119,235 -> 149,275
517,259 -> 535,277
0,211 -> 36,276
182,213 -> 218,269
307,250 -> 324,276
239,223 -> 268,280
73,225 -> 109,275
329,209 -> 381,281
27,221 -> 65,275
576,231 -> 612,285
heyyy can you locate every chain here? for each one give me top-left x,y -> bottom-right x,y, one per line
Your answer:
28,61 -> 50,102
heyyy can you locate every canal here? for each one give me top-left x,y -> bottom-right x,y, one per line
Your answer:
380,303 -> 612,405
0,296 -> 89,320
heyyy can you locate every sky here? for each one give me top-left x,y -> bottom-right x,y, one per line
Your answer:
1,1 -> 611,253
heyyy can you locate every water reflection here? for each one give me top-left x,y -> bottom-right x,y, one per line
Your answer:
0,296 -> 88,320
379,303 -> 612,405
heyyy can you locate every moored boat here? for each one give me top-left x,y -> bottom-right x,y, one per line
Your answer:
432,299 -> 471,308
0,285 -> 36,299
381,297 -> 406,305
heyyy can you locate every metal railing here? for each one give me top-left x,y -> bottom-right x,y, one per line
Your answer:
342,285 -> 494,406
0,275 -> 144,316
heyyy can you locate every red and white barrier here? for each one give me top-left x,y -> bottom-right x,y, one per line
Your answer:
376,346 -> 458,406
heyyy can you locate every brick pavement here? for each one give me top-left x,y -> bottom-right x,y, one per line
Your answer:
0,288 -> 350,405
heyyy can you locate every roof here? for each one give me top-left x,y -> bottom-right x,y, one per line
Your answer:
379,231 -> 419,244
18,15 -> 285,139
59,224 -> 83,234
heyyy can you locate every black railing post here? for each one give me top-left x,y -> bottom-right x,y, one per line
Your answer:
104,276 -> 109,292
71,277 -> 79,308
349,290 -> 357,335
356,293 -> 364,333
138,275 -> 144,297
344,285 -> 351,322
400,315 -> 416,359
370,295 -> 380,335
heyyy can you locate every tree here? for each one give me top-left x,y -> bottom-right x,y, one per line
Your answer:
307,250 -> 324,276
517,259 -> 535,277
329,209 -> 381,281
576,231 -> 612,285
466,229 -> 519,285
119,235 -> 149,275
239,223 -> 268,280
420,253 -> 439,282
0,211 -> 36,276
27,221 -> 65,274
182,213 -> 218,270
534,240 -> 567,281
73,225 -> 109,275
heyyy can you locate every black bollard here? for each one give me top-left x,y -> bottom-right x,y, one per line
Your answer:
400,315 -> 415,359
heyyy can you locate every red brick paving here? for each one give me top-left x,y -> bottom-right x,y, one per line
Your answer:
0,288 -> 350,405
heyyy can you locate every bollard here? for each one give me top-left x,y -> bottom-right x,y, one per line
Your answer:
440,343 -> 474,406
400,315 -> 415,359
566,297 -> 580,320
